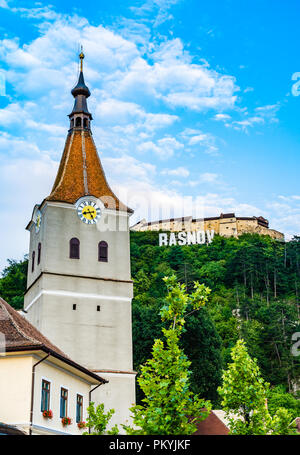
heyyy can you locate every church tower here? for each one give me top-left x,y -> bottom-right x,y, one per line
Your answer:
24,52 -> 135,427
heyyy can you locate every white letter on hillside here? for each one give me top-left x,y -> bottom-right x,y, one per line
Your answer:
187,231 -> 196,245
169,233 -> 177,246
206,230 -> 215,243
197,231 -> 206,244
178,232 -> 187,245
159,233 -> 168,246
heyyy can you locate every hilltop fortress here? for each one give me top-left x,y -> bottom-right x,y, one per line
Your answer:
131,213 -> 284,241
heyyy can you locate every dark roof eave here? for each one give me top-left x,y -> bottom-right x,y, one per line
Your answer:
5,345 -> 108,384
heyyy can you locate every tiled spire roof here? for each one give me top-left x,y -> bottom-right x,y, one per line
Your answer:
46,130 -> 132,212
46,53 -> 132,213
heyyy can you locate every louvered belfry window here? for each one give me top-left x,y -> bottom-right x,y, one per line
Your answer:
98,241 -> 108,262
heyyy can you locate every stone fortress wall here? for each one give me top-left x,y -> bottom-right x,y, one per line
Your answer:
131,213 -> 284,241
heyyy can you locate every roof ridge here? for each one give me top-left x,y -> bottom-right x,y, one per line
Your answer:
0,298 -> 40,346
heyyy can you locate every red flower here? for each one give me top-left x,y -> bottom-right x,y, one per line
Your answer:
42,410 -> 53,419
77,421 -> 86,429
62,417 -> 72,426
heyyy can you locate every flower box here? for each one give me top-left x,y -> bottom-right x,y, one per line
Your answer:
61,417 -> 72,426
42,410 -> 53,419
77,421 -> 86,429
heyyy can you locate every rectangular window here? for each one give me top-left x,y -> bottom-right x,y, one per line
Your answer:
76,394 -> 83,423
41,380 -> 50,412
60,388 -> 68,418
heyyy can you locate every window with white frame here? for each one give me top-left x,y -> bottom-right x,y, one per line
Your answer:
60,388 -> 68,418
76,394 -> 83,423
41,380 -> 50,412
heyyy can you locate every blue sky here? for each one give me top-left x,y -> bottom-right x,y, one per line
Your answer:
0,0 -> 300,270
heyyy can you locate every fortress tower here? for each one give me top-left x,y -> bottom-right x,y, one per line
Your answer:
23,52 -> 135,427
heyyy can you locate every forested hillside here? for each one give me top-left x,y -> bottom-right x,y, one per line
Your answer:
1,232 -> 300,412
131,232 -> 300,399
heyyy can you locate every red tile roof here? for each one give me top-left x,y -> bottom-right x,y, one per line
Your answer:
193,410 -> 229,435
0,297 -> 107,383
46,129 -> 132,213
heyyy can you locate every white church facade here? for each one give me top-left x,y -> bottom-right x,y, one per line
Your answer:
0,52 -> 136,434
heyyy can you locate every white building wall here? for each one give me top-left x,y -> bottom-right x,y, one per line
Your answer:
24,200 -> 135,428
0,354 -> 32,428
33,356 -> 92,435
0,353 -> 95,435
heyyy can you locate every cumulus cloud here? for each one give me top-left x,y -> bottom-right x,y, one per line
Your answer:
0,2 -> 289,270
137,136 -> 183,159
0,154 -> 58,270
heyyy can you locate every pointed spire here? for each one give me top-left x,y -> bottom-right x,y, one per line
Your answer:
46,51 -> 133,213
69,48 -> 92,127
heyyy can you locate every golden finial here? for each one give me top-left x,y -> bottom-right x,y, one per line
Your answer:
79,46 -> 84,72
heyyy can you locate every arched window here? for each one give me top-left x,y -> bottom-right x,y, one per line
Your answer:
70,238 -> 80,259
38,242 -> 41,265
75,117 -> 82,127
83,118 -> 88,128
32,251 -> 35,272
98,241 -> 108,262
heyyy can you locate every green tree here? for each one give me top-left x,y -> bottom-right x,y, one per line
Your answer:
267,385 -> 300,420
83,402 -> 119,435
124,275 -> 212,435
0,258 -> 28,309
218,340 -> 298,435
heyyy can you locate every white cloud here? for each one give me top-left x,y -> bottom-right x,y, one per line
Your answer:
137,136 -> 183,159
214,113 -> 231,121
95,98 -> 178,131
188,134 -> 210,145
0,3 -> 291,270
227,104 -> 280,132
161,166 -> 189,177
180,129 -> 220,155
199,173 -> 218,183
130,0 -> 182,27
103,155 -> 156,183
0,155 -> 57,271
0,0 -> 9,8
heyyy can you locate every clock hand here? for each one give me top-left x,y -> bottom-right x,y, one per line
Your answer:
83,209 -> 96,218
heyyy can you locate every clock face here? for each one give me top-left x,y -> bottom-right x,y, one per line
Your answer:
35,210 -> 42,233
77,200 -> 101,224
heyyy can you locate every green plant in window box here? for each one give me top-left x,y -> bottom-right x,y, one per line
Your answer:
42,410 -> 53,419
77,421 -> 86,429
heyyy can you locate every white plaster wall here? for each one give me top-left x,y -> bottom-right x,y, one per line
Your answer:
25,274 -> 133,371
92,372 -> 136,432
27,202 -> 131,288
0,355 -> 32,426
25,200 -> 136,430
33,356 -> 92,435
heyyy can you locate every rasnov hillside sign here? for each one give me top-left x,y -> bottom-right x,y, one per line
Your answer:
159,230 -> 215,247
